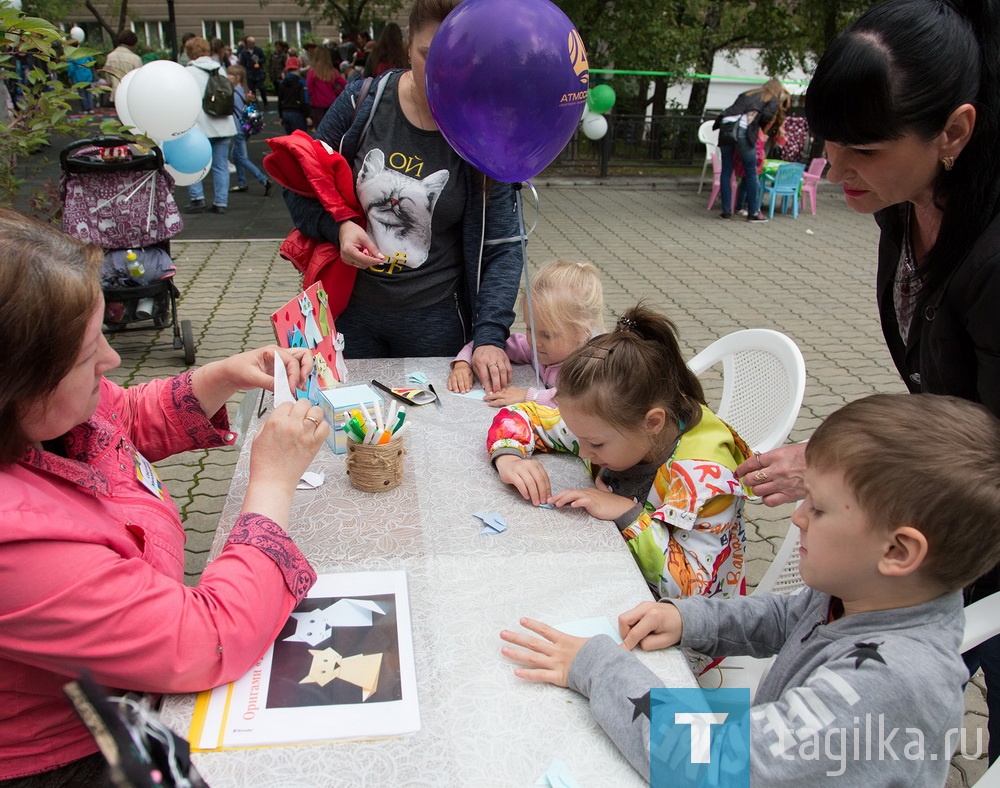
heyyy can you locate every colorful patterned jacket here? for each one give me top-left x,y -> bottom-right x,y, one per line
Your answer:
487,402 -> 752,600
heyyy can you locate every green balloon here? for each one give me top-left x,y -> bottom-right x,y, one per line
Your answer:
587,84 -> 616,114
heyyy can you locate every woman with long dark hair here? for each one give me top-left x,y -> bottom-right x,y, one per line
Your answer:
741,0 -> 1000,764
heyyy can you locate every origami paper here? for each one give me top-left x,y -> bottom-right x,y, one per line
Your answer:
553,617 -> 623,645
273,352 -> 295,407
283,610 -> 332,646
474,511 -> 507,535
300,647 -> 383,701
321,598 -> 386,628
534,758 -> 581,788
296,470 -> 325,490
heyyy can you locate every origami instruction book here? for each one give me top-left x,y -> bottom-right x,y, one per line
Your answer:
270,282 -> 348,403
189,570 -> 419,750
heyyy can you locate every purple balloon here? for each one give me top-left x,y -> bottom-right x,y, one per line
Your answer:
425,0 -> 589,183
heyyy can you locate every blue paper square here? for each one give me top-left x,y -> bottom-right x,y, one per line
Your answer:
649,687 -> 750,788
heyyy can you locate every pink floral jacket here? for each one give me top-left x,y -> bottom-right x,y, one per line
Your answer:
0,372 -> 315,779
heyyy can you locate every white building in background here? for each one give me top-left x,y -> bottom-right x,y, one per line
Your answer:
664,48 -> 813,113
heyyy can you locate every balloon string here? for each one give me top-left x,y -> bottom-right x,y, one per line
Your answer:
514,184 -> 542,396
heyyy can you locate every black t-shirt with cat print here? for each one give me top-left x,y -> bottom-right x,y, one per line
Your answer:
350,71 -> 466,310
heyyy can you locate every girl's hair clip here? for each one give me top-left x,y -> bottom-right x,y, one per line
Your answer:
615,316 -> 638,333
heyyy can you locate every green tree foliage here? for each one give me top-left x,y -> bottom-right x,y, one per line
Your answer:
280,0 -> 404,34
1,8 -> 123,218
555,0 -> 870,119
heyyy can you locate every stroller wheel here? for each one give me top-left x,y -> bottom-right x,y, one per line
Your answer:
181,320 -> 196,365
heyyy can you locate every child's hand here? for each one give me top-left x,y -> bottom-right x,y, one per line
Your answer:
549,487 -> 636,521
484,386 -> 528,408
495,455 -> 551,505
500,617 -> 587,688
619,601 -> 683,651
448,361 -> 474,393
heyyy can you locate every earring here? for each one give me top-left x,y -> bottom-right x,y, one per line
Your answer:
941,156 -> 955,171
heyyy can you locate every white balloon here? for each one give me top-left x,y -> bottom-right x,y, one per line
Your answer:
581,113 -> 608,140
7,0 -> 23,11
127,61 -> 201,141
114,69 -> 140,131
69,25 -> 85,43
164,161 -> 210,187
581,108 -> 601,123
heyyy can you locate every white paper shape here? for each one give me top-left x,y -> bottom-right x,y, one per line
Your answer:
273,352 -> 295,407
321,598 -> 387,628
296,470 -> 325,490
283,610 -> 333,646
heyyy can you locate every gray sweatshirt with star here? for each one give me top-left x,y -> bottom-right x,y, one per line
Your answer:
567,589 -> 967,786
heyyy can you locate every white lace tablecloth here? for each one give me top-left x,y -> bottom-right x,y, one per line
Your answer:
160,358 -> 696,786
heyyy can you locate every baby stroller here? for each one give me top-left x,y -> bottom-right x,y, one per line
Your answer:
60,136 -> 196,364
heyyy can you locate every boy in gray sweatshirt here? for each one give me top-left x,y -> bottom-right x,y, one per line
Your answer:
501,393 -> 1000,786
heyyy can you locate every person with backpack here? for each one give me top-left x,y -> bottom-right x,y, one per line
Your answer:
277,57 -> 309,134
226,64 -> 271,197
183,36 -> 235,214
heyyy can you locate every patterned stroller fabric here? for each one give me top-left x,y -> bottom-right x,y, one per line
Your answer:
60,140 -> 183,248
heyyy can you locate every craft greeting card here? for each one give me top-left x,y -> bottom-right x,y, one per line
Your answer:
271,283 -> 348,403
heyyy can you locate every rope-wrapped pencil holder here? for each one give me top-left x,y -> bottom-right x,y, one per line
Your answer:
345,437 -> 405,492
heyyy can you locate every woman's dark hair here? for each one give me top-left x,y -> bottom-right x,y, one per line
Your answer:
0,208 -> 102,464
557,303 -> 705,439
805,0 -> 1000,287
367,22 -> 407,75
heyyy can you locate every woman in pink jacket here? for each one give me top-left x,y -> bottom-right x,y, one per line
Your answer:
0,208 -> 329,784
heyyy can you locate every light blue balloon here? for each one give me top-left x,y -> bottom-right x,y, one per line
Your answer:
162,129 -> 212,174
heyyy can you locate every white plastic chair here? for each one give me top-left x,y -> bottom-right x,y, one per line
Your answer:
698,120 -> 719,194
687,329 -> 806,453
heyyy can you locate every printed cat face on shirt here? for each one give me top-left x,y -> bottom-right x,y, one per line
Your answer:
356,148 -> 450,269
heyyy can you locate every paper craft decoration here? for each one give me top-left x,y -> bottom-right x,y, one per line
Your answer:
474,511 -> 507,535
301,648 -> 383,701
190,571 -> 419,750
296,470 -> 325,490
534,758 -> 581,788
271,282 -> 346,406
324,598 -> 386,627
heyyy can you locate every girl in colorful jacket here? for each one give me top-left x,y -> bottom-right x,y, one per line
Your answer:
487,304 -> 752,600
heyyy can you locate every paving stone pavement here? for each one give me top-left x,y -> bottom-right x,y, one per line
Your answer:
102,181 -> 987,785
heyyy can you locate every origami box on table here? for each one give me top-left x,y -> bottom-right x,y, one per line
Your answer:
319,384 -> 383,454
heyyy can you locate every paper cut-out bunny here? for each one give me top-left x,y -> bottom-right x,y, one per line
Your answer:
332,332 -> 348,383
316,287 -> 332,337
299,293 -> 325,348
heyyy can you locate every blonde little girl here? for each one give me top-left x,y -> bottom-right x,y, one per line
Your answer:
486,303 -> 752,600
448,260 -> 604,408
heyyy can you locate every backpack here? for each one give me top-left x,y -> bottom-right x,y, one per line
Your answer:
202,66 -> 235,117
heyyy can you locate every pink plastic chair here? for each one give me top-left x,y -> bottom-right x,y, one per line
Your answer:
706,151 -> 737,213
800,157 -> 827,215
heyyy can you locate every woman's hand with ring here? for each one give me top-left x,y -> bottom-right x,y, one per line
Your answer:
471,345 -> 512,393
735,443 -> 808,506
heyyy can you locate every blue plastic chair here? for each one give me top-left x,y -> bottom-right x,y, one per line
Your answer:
762,163 -> 806,219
